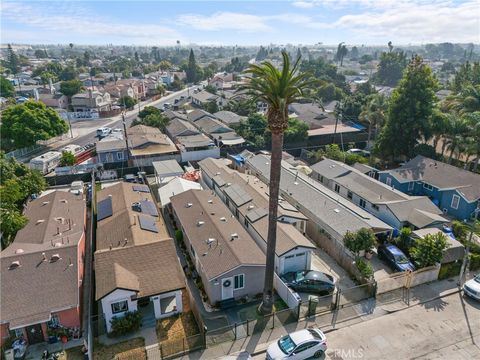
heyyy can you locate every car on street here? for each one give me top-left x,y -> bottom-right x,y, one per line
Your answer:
96,127 -> 112,138
266,328 -> 327,359
281,270 -> 335,295
463,274 -> 480,301
347,148 -> 370,157
377,243 -> 416,272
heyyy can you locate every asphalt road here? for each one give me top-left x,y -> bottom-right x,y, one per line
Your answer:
51,86 -> 195,151
252,292 -> 480,359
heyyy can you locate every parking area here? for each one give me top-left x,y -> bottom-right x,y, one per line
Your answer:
370,251 -> 394,281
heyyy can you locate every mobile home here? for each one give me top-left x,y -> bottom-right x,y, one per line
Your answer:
29,151 -> 62,174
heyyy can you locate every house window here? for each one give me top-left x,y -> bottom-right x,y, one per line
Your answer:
451,195 -> 460,210
111,300 -> 128,314
320,175 -> 324,183
48,314 -> 60,328
106,153 -> 114,162
116,152 -> 124,160
347,191 -> 353,199
423,183 -> 434,191
235,209 -> 239,218
372,204 -> 379,211
244,218 -> 249,228
408,182 -> 414,191
234,274 -> 245,290
386,177 -> 392,186
14,328 -> 23,337
359,199 -> 366,208
190,244 -> 196,258
334,184 -> 340,193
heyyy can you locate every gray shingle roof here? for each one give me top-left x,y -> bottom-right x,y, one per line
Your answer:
382,155 -> 480,202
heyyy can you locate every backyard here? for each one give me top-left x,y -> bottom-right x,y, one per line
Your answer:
156,312 -> 203,356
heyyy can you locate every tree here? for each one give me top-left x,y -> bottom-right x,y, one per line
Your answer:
317,83 -> 343,102
204,84 -> 217,94
133,110 -> 170,131
335,43 -> 348,66
6,44 -> 19,75
374,51 -> 407,86
410,233 -> 449,268
159,60 -> 172,71
223,98 -> 256,116
59,66 -> 78,81
139,106 -> 161,120
170,75 -> 184,91
59,151 -> 75,166
186,49 -> 197,83
156,84 -> 166,96
0,76 -> 15,98
0,101 -> 69,149
205,100 -> 219,114
239,51 -> 314,314
359,93 -> 388,145
40,72 -> 54,88
376,56 -> 437,160
344,228 -> 376,256
120,95 -> 137,110
444,114 -> 470,163
60,79 -> 83,99
34,49 -> 48,59
464,112 -> 480,171
350,46 -> 359,60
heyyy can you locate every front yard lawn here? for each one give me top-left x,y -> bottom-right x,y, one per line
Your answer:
156,312 -> 202,357
93,338 -> 146,360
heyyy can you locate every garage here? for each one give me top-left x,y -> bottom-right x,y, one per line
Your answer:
283,252 -> 307,273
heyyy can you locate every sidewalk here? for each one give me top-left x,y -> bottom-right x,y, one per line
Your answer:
177,277 -> 463,359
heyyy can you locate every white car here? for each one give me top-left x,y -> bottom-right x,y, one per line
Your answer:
266,328 -> 327,360
463,274 -> 480,301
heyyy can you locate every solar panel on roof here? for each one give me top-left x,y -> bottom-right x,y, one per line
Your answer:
138,214 -> 158,233
133,184 -> 150,193
140,200 -> 158,217
97,197 -> 113,221
246,208 -> 268,223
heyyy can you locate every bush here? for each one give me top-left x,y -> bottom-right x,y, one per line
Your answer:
470,253 -> 480,271
344,228 -> 377,256
175,230 -> 183,242
109,311 -> 142,337
410,233 -> 449,268
356,257 -> 374,279
451,220 -> 468,241
393,227 -> 413,254
438,261 -> 462,280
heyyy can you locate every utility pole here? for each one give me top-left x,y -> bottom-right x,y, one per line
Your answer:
122,111 -> 130,162
67,112 -> 73,138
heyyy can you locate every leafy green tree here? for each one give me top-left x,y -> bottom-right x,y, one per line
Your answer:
159,60 -> 172,71
39,72 -> 54,88
376,55 -> 438,160
205,100 -> 219,114
60,79 -> 83,98
444,114 -> 470,163
335,42 -> 348,66
374,51 -> 408,86
317,83 -> 343,102
300,57 -> 346,91
223,98 -> 256,116
350,46 -> 359,60
344,228 -> 376,256
0,76 -> 15,98
133,112 -> 170,132
59,66 -> 78,81
410,232 -> 449,268
120,95 -> 137,109
186,49 -> 197,83
34,49 -> 48,59
359,93 -> 388,145
0,101 -> 68,149
59,151 -> 75,166
284,118 -> 308,144
139,106 -> 161,120
204,84 -> 217,94
169,75 -> 184,91
464,112 -> 480,171
394,227 -> 413,254
0,206 -> 27,249
451,61 -> 480,92
240,51 -> 314,314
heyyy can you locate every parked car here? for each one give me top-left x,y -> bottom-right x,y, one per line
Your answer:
463,274 -> 480,301
281,270 -> 335,295
96,127 -> 112,138
70,181 -> 84,195
377,243 -> 416,272
347,148 -> 370,157
124,174 -> 137,183
266,328 -> 327,360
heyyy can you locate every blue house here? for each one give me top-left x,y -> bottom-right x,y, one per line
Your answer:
378,156 -> 480,220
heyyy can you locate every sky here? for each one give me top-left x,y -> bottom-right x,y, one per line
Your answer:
1,0 -> 479,46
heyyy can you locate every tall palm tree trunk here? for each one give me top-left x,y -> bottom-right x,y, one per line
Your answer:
261,130 -> 284,314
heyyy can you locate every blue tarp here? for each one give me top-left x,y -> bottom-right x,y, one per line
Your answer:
231,154 -> 245,164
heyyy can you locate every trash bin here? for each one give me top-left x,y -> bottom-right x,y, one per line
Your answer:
4,349 -> 14,360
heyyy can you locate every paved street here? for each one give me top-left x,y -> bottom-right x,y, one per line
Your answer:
251,292 -> 480,360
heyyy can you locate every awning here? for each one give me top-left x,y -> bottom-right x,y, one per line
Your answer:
220,138 -> 246,146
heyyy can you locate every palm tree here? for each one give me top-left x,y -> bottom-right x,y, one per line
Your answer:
239,51 -> 314,314
464,112 -> 480,171
359,94 -> 388,147
445,114 -> 470,163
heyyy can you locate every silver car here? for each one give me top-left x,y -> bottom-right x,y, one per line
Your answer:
266,328 -> 327,359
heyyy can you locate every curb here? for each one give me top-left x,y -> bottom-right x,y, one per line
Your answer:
248,288 -> 461,357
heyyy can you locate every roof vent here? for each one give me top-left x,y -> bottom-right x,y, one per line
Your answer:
15,248 -> 24,254
230,233 -> 238,240
36,219 -> 45,225
220,217 -> 226,222
50,254 -> 61,262
208,199 -> 213,204
197,221 -> 205,226
334,208 -> 340,213
248,205 -> 255,210
9,261 -> 21,270
132,202 -> 142,212
186,203 -> 193,208
42,201 -> 50,206
206,238 -> 215,245
60,199 -> 68,203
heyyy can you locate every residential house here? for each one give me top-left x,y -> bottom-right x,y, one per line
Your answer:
213,111 -> 245,127
246,154 -> 392,244
71,90 -> 111,112
170,189 -> 265,305
199,158 -> 315,275
191,90 -> 226,108
95,183 -> 186,333
115,79 -> 147,100
378,155 -> 480,220
164,112 -> 220,162
288,102 -> 337,130
311,159 -> 448,230
352,162 -> 379,179
208,72 -> 234,90
153,160 -> 184,186
38,93 -> 68,109
96,133 -> 128,164
187,112 -> 245,148
158,178 -> 202,214
103,83 -> 135,102
411,228 -> 464,264
127,125 -> 180,167
1,191 -> 86,346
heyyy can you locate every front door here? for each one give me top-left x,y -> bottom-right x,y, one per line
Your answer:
221,277 -> 234,300
26,324 -> 44,344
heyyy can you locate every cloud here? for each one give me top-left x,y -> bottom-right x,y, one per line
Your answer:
177,12 -> 272,32
333,1 -> 479,43
292,1 -> 316,8
1,1 -> 183,45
